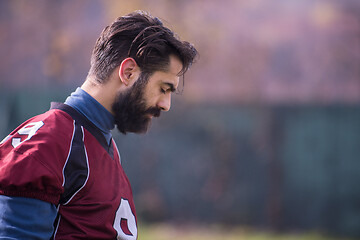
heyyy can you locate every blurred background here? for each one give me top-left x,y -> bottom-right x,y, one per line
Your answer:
0,0 -> 359,239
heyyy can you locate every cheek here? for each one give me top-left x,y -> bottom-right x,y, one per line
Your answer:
142,89 -> 160,108
144,98 -> 158,109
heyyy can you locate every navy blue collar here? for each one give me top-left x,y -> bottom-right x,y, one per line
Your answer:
64,88 -> 115,144
51,102 -> 114,158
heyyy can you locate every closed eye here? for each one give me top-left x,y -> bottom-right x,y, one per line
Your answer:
162,82 -> 176,93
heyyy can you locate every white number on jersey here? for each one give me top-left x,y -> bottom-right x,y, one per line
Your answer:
113,198 -> 137,240
9,121 -> 44,148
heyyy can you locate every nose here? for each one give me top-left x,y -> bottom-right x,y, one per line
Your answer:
157,93 -> 171,112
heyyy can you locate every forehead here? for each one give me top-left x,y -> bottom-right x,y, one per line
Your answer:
149,55 -> 183,87
167,55 -> 183,78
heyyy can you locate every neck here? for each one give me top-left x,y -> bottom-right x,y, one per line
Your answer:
81,78 -> 117,115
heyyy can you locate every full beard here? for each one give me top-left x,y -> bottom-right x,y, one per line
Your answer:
112,74 -> 161,134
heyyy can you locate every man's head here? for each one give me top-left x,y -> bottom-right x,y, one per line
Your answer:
88,10 -> 197,84
86,11 -> 197,134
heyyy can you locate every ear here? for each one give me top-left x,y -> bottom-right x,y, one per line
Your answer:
118,58 -> 139,86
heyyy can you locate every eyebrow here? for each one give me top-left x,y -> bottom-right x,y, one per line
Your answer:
163,82 -> 177,92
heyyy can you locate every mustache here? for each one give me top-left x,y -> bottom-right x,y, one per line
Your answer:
144,107 -> 161,117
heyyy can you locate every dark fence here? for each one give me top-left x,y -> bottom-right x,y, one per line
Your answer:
1,89 -> 359,238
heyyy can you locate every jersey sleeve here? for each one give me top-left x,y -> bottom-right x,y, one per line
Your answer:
0,110 -> 75,204
0,195 -> 57,239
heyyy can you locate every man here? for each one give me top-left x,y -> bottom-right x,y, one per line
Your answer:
0,11 -> 197,239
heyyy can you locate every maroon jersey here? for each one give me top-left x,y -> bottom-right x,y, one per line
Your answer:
0,103 -> 137,239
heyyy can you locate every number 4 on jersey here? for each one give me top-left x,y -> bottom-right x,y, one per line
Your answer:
0,121 -> 44,148
113,198 -> 137,240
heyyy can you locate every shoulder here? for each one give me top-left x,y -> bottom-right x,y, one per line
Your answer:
0,109 -> 77,204
2,108 -> 75,156
0,108 -> 77,181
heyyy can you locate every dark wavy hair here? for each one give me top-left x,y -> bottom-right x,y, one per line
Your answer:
88,10 -> 198,83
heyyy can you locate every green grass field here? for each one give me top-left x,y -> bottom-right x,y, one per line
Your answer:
138,223 -> 356,240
